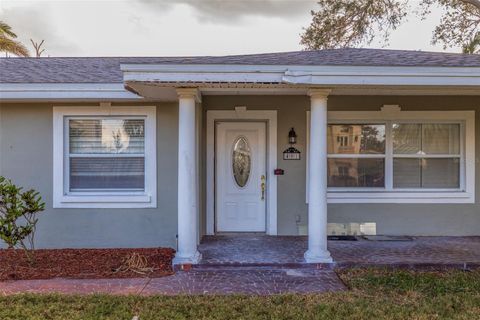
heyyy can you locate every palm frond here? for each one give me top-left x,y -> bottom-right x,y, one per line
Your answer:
0,35 -> 30,57
0,21 -> 17,38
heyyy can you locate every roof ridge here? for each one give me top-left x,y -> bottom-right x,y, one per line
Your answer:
0,48 -> 475,60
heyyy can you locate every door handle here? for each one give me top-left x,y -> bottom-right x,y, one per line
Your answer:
261,175 -> 266,200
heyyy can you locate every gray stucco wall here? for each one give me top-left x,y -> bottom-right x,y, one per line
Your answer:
0,95 -> 479,249
0,103 -> 179,249
203,95 -> 480,236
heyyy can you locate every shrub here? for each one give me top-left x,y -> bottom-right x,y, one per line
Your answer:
0,176 -> 45,257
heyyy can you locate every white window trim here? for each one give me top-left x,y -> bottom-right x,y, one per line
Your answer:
307,109 -> 475,204
53,106 -> 157,208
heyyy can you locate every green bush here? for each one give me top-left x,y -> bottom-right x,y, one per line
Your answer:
0,176 -> 45,253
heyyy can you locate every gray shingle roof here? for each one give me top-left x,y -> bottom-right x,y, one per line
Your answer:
1,48 -> 479,84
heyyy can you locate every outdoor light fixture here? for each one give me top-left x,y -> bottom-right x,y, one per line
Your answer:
288,127 -> 297,145
283,127 -> 301,160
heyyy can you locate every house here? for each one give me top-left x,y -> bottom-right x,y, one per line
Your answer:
0,48 -> 479,264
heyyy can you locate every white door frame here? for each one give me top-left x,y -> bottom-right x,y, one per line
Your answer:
206,109 -> 277,235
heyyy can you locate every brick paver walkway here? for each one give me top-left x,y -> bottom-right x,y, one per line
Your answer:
0,268 -> 344,295
2,236 -> 479,296
199,235 -> 480,267
331,236 -> 480,266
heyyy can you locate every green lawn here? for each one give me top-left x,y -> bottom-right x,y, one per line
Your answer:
1,268 -> 479,320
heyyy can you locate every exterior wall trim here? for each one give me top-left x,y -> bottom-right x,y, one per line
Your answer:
3,82 -> 480,102
0,83 -> 141,101
52,106 -> 157,208
206,109 -> 278,235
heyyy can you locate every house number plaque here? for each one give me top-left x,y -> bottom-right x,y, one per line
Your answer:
283,147 -> 301,160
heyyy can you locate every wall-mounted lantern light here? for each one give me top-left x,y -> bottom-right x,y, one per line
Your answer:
283,127 -> 301,160
288,127 -> 297,145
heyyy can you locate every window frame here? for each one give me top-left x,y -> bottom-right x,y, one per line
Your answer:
53,106 -> 157,208
306,108 -> 475,204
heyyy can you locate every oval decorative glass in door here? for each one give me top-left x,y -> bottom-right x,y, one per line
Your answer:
232,136 -> 251,187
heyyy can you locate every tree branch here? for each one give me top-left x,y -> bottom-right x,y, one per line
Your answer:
461,0 -> 480,10
30,39 -> 45,58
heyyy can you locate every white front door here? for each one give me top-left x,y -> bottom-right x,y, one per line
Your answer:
216,122 -> 267,232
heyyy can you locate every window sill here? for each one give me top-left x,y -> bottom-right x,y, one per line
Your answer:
327,191 -> 474,204
53,194 -> 156,208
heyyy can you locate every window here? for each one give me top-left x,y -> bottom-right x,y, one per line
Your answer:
392,124 -> 460,189
307,108 -> 475,203
53,107 -> 156,208
338,136 -> 349,147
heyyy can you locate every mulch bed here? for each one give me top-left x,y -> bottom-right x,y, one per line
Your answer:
0,248 -> 175,281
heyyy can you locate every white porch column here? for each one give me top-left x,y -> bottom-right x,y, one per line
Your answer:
304,89 -> 333,263
173,88 -> 202,265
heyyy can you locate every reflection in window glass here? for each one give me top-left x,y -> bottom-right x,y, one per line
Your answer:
393,123 -> 460,155
328,124 -> 385,154
392,124 -> 421,154
325,121 -> 464,191
70,119 -> 145,154
328,158 -> 385,188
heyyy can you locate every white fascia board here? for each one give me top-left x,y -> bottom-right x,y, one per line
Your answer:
283,70 -> 480,86
120,64 -> 290,73
283,74 -> 480,86
121,64 -> 480,87
122,63 -> 286,83
0,83 -> 142,101
123,71 -> 285,83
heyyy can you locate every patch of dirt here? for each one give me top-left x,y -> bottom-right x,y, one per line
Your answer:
0,248 -> 175,280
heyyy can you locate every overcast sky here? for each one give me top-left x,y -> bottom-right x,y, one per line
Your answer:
0,0 -> 460,57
